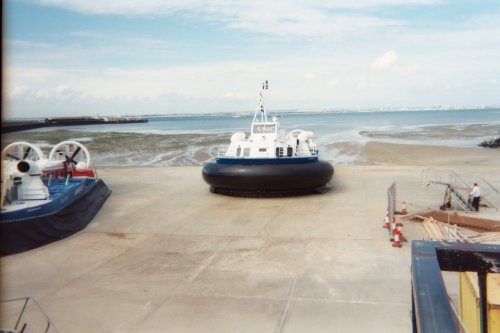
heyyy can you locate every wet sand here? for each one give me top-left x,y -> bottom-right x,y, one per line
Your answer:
360,141 -> 500,166
1,143 -> 499,332
327,141 -> 500,166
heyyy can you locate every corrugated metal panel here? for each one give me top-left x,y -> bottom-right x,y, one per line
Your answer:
460,272 -> 500,333
460,272 -> 480,333
489,273 -> 500,333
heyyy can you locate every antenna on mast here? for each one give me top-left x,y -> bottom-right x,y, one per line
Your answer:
253,80 -> 269,123
260,80 -> 268,122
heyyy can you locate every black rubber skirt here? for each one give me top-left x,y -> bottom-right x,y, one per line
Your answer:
202,160 -> 334,197
0,179 -> 111,256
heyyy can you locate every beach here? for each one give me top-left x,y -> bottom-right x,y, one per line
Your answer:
3,109 -> 500,167
1,142 -> 499,332
361,141 -> 500,166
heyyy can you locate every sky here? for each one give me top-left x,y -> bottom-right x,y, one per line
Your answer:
3,0 -> 500,118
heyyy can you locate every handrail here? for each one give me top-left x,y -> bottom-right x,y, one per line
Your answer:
217,146 -> 228,157
217,145 -> 318,158
448,186 -> 473,212
0,296 -> 58,333
479,176 -> 499,194
422,168 -> 469,189
422,168 -> 497,211
422,169 -> 474,212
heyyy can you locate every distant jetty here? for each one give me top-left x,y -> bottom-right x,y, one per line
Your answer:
2,116 -> 148,133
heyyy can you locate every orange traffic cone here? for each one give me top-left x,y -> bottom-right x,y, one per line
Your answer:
391,216 -> 398,235
391,224 -> 408,243
392,232 -> 402,247
382,214 -> 390,228
398,224 -> 407,242
401,201 -> 408,215
391,221 -> 407,241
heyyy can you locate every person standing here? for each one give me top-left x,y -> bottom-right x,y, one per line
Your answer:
470,183 -> 480,211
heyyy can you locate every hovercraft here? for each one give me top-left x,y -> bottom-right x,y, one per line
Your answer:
202,81 -> 333,196
1,141 -> 111,255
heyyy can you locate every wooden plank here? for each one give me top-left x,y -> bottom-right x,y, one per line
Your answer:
419,216 -> 500,244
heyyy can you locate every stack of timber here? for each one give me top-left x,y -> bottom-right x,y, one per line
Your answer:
405,210 -> 500,231
413,215 -> 500,244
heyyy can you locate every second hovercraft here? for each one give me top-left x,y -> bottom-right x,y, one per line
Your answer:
202,81 -> 334,196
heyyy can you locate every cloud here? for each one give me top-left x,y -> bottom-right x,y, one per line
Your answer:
328,79 -> 339,87
393,64 -> 422,76
305,73 -> 317,80
55,85 -> 79,99
6,32 -> 172,68
4,85 -> 29,99
5,2 -> 500,117
33,1 -> 409,37
36,0 -> 188,16
35,0 -> 444,16
370,51 -> 398,70
4,83 -> 80,101
371,52 -> 422,76
223,91 -> 248,99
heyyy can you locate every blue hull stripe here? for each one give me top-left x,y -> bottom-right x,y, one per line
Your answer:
216,156 -> 318,165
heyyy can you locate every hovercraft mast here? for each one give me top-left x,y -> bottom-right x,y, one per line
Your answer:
253,80 -> 269,124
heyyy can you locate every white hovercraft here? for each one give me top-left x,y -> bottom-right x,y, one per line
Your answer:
202,81 -> 333,196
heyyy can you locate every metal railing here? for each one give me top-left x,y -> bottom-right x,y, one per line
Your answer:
0,296 -> 58,333
216,145 -> 318,158
422,168 -> 469,189
217,146 -> 228,157
307,146 -> 319,156
422,168 -> 497,212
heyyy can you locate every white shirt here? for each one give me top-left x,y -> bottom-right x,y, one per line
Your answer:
471,186 -> 480,198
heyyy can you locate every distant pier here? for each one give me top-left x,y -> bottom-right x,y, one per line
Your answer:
1,116 -> 148,133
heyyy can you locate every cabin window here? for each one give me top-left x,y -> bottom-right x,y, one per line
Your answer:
236,147 -> 241,156
253,124 -> 276,134
259,148 -> 267,152
243,148 -> 250,156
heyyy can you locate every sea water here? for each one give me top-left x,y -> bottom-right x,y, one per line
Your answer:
3,109 -> 500,166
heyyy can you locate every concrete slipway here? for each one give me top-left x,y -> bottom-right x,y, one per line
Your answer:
1,166 -> 498,332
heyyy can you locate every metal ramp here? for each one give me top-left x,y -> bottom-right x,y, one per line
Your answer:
442,182 -> 474,212
422,168 -> 498,212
